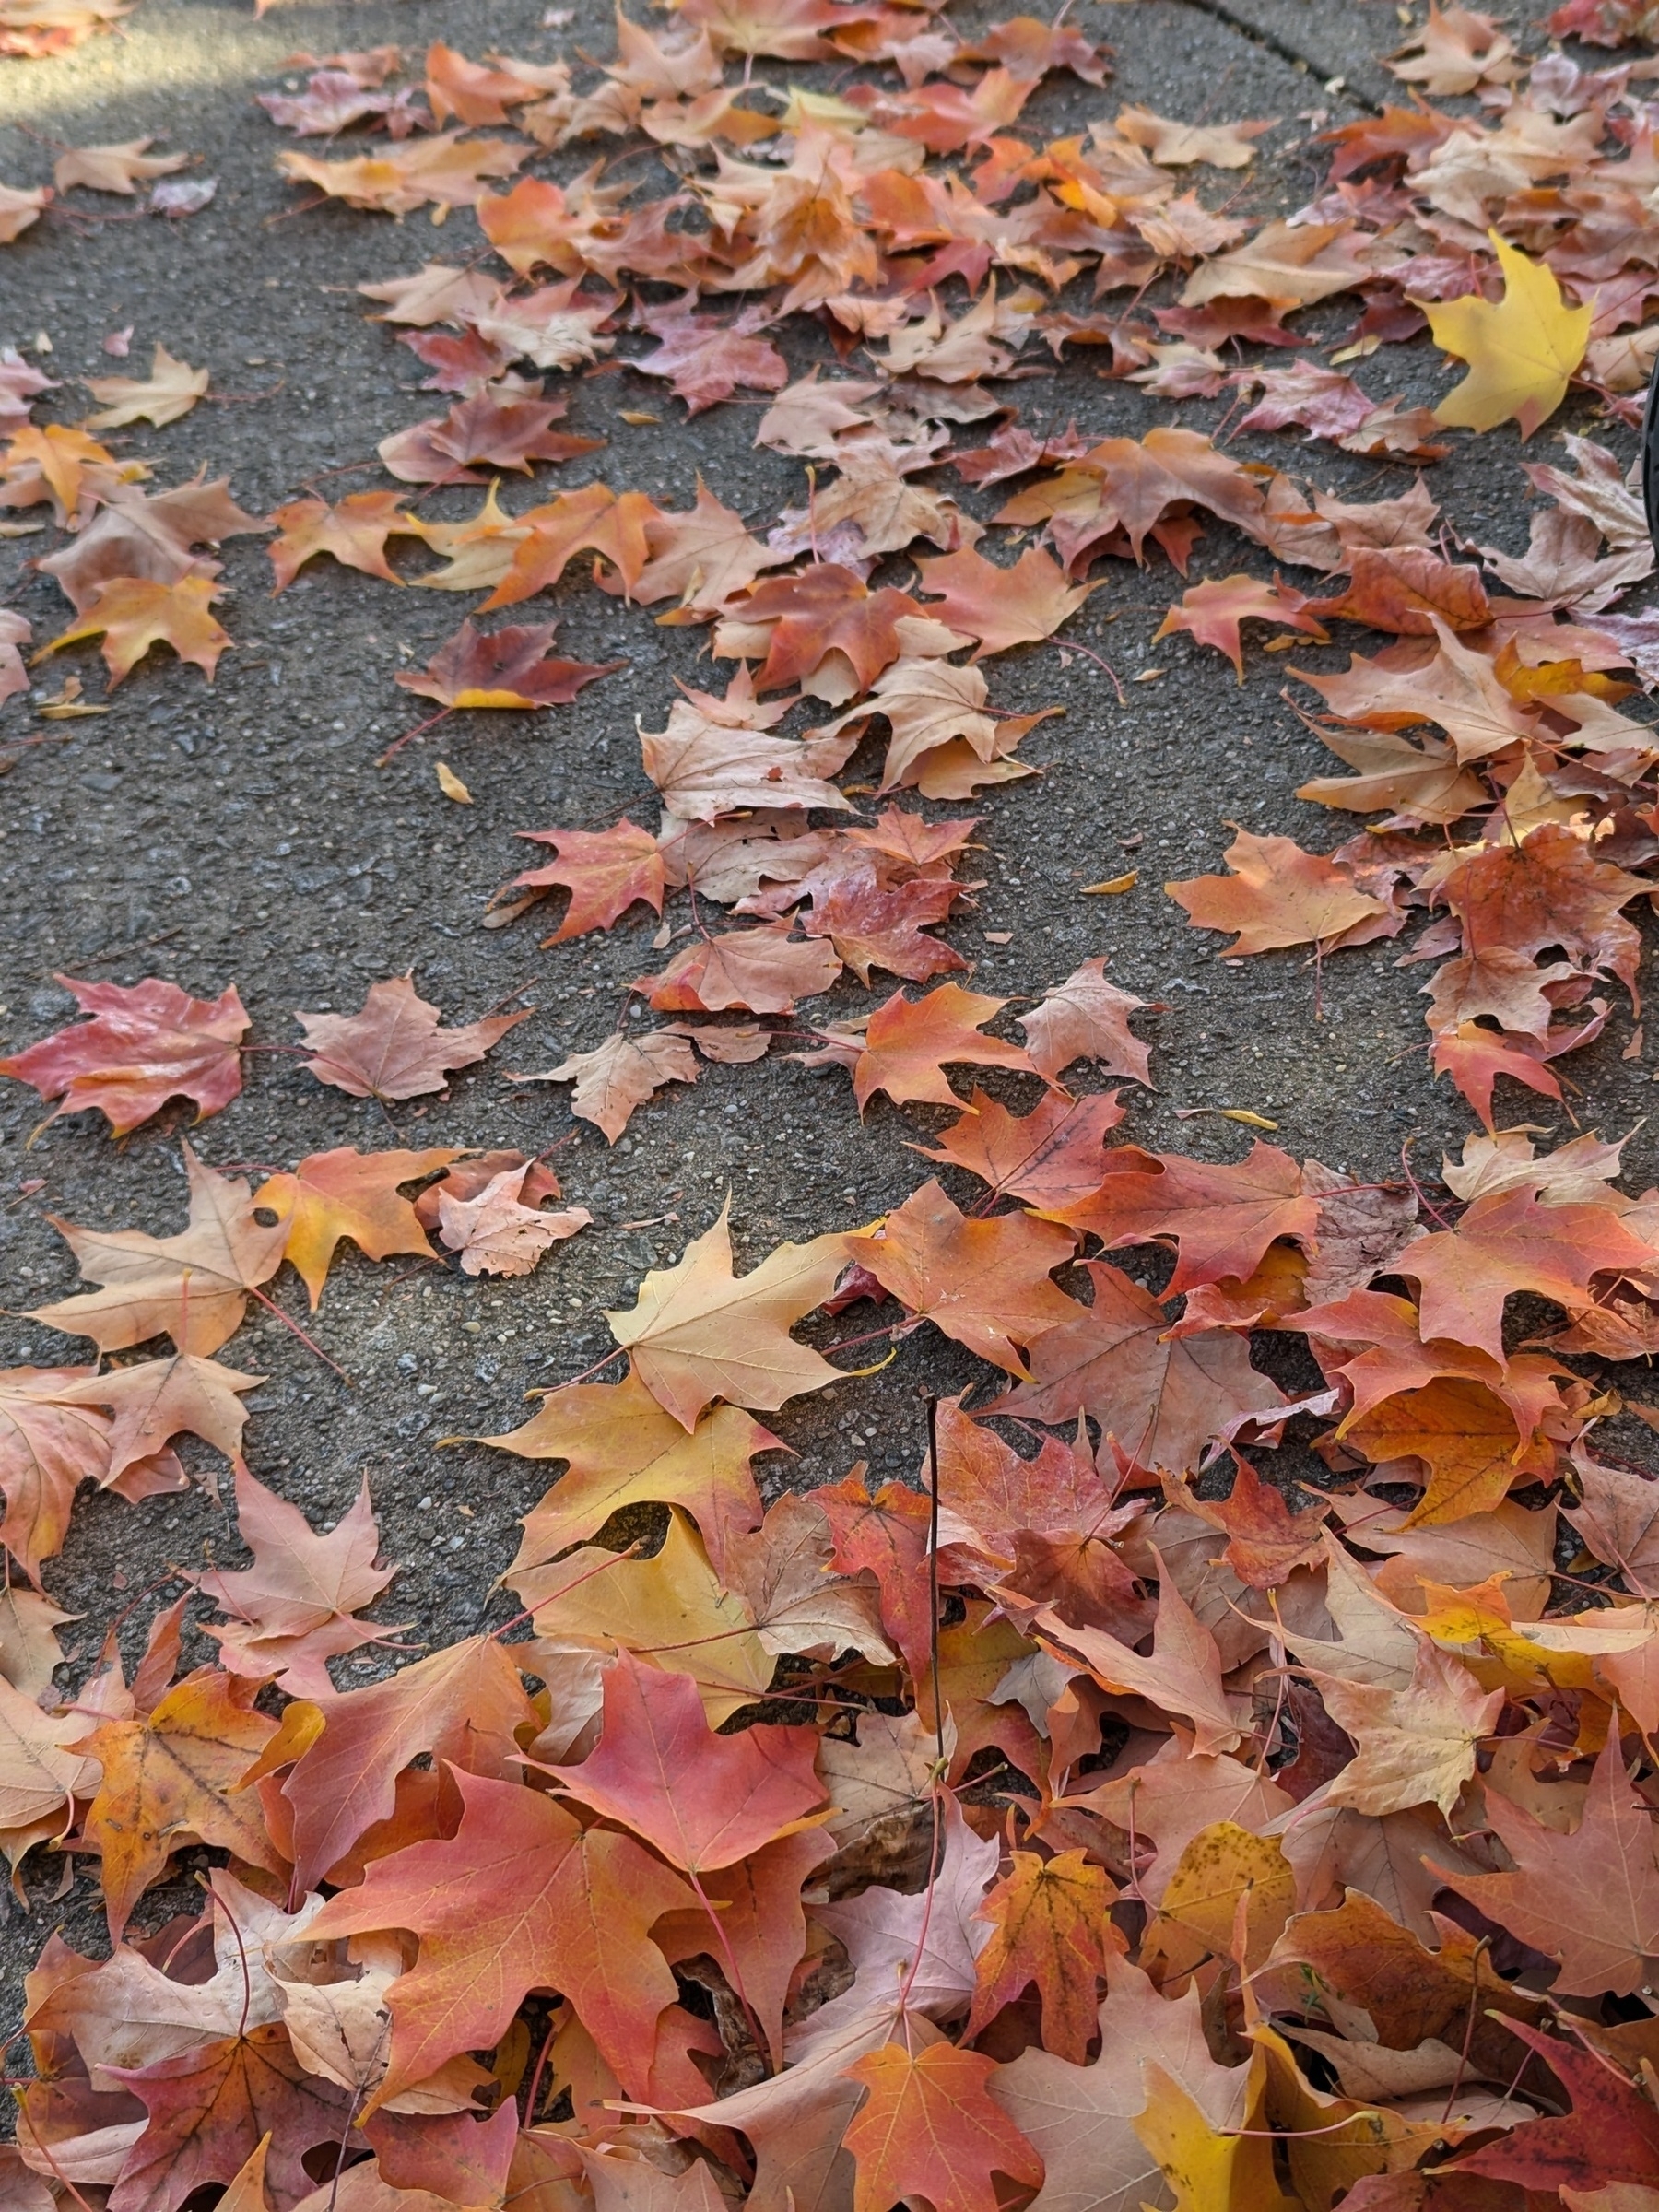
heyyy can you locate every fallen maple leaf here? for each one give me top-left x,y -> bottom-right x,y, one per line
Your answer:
0,975 -> 247,1138
991,1957 -> 1243,2212
436,1161 -> 591,1276
35,574 -> 231,687
310,1764 -> 692,2109
53,137 -> 192,194
1179,218 -> 1372,312
487,1367 -> 775,1580
803,870 -> 968,987
849,1179 -> 1077,1377
638,919 -> 842,1016
1167,829 -> 1394,956
1316,1639 -> 1502,1818
1394,1186 -> 1656,1364
0,1668 -> 93,1831
1018,959 -> 1151,1088
987,1258 -> 1288,1476
0,1579 -> 76,1697
377,383 -> 601,483
913,544 -> 1092,657
516,1026 -> 700,1142
76,1670 -> 284,1941
276,130 -> 525,218
38,477 -> 264,615
254,1145 -> 456,1308
194,1460 -> 397,1700
964,1849 -> 1124,2062
1152,574 -> 1328,682
852,983 -> 1035,1113
30,1145 -> 286,1357
81,344 -> 208,430
283,1634 -> 538,1889
844,2042 -> 1043,2212
1117,103 -> 1275,166
1055,1139 -> 1322,1293
816,1470 -> 935,1683
475,481 -> 656,608
735,564 -> 924,697
1342,1376 -> 1544,1527
634,296 -> 789,414
53,1351 -> 262,1487
294,974 -> 530,1102
1034,1565 -> 1241,1756
1307,547 -> 1490,635
626,478 -> 785,615
106,2022 -> 354,2212
0,180 -> 50,241
394,618 -> 618,711
0,1366 -> 123,1583
640,676 -> 855,820
1436,1729 -> 1659,1997
266,491 -> 432,593
605,1200 -> 850,1428
1448,2019 -> 1659,2192
518,1506 -> 771,1719
913,1090 -> 1125,1211
549,1648 -> 824,1869
1417,230 -> 1591,437
828,654 -> 1053,799
425,40 -> 565,124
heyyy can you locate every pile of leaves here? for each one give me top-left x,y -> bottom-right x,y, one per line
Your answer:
13,2 -> 1659,2208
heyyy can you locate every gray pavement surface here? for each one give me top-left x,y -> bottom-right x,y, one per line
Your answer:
2,0 -> 1653,1980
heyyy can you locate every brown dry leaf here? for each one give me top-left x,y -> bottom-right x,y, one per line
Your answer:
435,1162 -> 592,1277
29,1145 -> 287,1358
81,345 -> 209,430
853,982 -> 1035,1112
1115,105 -> 1276,168
850,1179 -> 1078,1377
195,1460 -> 398,1699
1167,830 -> 1394,956
1180,220 -> 1373,312
1387,3 -> 1520,93
76,1671 -> 285,1941
606,1201 -> 851,1429
276,132 -> 526,218
839,653 -> 1053,797
914,545 -> 1093,657
35,574 -> 231,687
513,1027 -> 700,1141
1317,1641 -> 1504,1818
267,492 -> 432,594
53,1353 -> 263,1487
1018,960 -> 1152,1088
637,920 -> 842,1016
629,479 -> 785,614
38,477 -> 264,614
295,975 -> 531,1103
0,182 -> 51,242
640,674 -> 855,820
53,139 -> 192,194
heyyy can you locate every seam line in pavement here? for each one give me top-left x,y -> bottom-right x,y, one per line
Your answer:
1172,0 -> 1385,115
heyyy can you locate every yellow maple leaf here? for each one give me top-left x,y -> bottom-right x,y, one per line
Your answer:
1416,231 -> 1590,438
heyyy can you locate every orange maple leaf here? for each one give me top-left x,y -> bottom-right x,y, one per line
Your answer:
843,2041 -> 1043,2212
852,983 -> 1035,1112
35,573 -> 230,687
1167,829 -> 1395,957
1152,572 -> 1328,681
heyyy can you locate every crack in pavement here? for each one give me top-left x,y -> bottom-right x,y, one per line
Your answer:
1174,0 -> 1385,114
